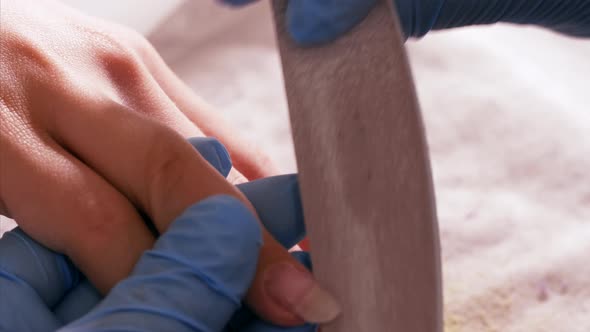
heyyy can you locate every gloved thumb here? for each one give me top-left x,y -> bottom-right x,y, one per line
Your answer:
60,195 -> 262,332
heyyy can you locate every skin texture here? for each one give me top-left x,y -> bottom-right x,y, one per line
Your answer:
0,0 -> 333,326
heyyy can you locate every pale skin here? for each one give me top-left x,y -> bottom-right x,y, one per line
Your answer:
0,0 -> 334,326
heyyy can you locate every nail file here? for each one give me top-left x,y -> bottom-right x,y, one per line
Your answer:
271,1 -> 443,331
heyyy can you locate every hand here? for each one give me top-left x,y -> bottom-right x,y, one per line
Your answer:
0,138 -> 333,331
222,0 -> 590,43
0,0 -> 327,325
0,138 -> 321,332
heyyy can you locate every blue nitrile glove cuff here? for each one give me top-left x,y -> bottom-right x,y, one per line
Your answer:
221,0 -> 590,41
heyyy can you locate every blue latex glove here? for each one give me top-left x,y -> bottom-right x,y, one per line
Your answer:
0,137 -> 315,332
222,0 -> 590,43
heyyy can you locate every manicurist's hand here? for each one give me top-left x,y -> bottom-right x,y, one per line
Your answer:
1,0 -> 335,326
222,0 -> 590,44
1,195 -> 262,332
0,138 -> 331,331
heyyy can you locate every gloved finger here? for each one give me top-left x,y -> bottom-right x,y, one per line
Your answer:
237,174 -> 305,249
187,136 -> 233,178
53,279 -> 101,325
219,0 -> 379,44
284,0 -> 441,43
0,228 -> 78,331
0,273 -> 61,332
286,0 -> 378,45
60,195 -> 262,332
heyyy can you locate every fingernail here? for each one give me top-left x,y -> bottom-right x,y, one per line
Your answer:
264,263 -> 340,323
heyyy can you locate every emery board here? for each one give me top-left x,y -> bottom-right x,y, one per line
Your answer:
271,1 -> 443,331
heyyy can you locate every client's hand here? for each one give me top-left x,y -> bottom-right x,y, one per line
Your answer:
0,138 -> 320,332
0,0 -> 268,282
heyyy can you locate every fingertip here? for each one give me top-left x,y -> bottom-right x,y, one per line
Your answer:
187,137 -> 233,177
210,138 -> 233,177
172,195 -> 263,259
237,174 -> 305,249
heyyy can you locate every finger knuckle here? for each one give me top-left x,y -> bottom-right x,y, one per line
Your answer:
1,30 -> 70,105
93,32 -> 145,85
1,29 -> 60,77
142,129 -> 192,221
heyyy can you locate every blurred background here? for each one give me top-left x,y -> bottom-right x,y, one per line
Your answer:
2,1 -> 589,331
